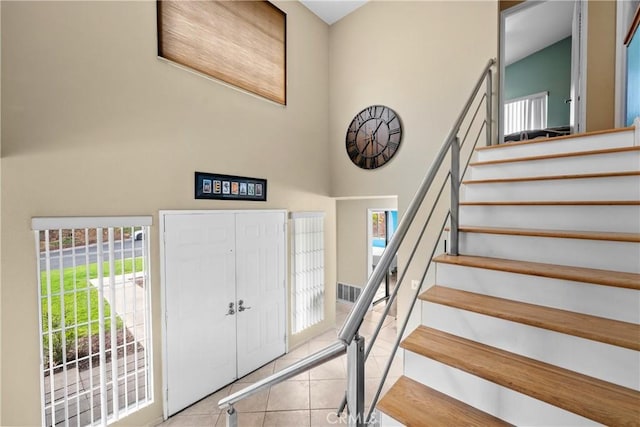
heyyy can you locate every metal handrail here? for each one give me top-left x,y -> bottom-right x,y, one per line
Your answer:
338,58 -> 495,345
218,340 -> 345,412
219,58 -> 495,426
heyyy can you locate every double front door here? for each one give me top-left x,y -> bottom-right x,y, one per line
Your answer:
162,211 -> 286,416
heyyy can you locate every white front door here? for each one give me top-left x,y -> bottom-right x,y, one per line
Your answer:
164,213 -> 237,416
235,212 -> 286,377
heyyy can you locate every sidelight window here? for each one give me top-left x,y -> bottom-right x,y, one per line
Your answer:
32,216 -> 153,426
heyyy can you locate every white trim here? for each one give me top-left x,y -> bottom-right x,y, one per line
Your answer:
616,1 -> 628,127
578,0 -> 588,132
615,1 -> 640,127
32,216 -> 152,230
635,117 -> 640,146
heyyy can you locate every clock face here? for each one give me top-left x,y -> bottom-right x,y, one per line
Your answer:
345,105 -> 402,170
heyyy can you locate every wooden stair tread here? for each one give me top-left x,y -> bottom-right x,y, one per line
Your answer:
456,225 -> 640,243
432,254 -> 640,290
462,171 -> 640,185
460,200 -> 640,206
377,376 -> 513,427
475,126 -> 634,151
421,285 -> 640,350
401,326 -> 640,426
469,146 -> 640,167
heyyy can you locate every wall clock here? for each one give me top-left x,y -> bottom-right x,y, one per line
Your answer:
345,105 -> 403,170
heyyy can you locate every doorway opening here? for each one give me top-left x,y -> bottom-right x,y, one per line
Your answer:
499,0 -> 587,143
367,209 -> 398,307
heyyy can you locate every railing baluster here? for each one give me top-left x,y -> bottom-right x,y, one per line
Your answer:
450,136 -> 460,256
226,406 -> 237,427
346,335 -> 365,427
486,68 -> 493,146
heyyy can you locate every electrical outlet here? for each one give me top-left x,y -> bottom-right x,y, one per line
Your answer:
411,280 -> 420,290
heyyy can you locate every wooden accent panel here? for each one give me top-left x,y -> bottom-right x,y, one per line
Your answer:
422,285 -> 640,350
476,126 -> 634,151
402,326 -> 640,426
469,146 -> 640,167
457,225 -> 640,243
378,376 -> 513,427
433,254 -> 640,290
158,0 -> 286,104
463,171 -> 640,185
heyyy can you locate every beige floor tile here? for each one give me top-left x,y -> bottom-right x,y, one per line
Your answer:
310,379 -> 346,409
266,380 -> 310,411
364,357 -> 383,379
163,414 -> 219,426
281,342 -> 311,360
263,410 -> 311,426
215,411 -> 264,427
229,383 -> 270,413
373,354 -> 403,378
273,358 -> 310,381
180,385 -> 231,416
307,339 -> 339,354
311,329 -> 339,342
237,362 -> 276,384
310,358 -> 346,380
310,409 -> 348,426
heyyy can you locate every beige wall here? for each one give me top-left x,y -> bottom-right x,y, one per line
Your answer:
0,1 -> 332,425
336,198 -> 397,288
329,0 -> 498,322
586,0 -> 617,131
0,1 -> 3,420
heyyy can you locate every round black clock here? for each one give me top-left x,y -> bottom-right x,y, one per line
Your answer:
345,105 -> 402,170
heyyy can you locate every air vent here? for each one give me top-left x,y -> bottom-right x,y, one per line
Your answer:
337,282 -> 362,303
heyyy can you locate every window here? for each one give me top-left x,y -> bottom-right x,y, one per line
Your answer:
157,0 -> 287,105
504,91 -> 548,135
290,212 -> 325,334
32,217 -> 153,426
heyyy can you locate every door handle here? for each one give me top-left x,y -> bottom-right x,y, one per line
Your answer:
238,299 -> 251,312
226,302 -> 235,315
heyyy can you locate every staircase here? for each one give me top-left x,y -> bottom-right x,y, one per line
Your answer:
377,127 -> 640,426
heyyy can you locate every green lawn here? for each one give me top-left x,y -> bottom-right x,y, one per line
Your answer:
41,258 -> 143,366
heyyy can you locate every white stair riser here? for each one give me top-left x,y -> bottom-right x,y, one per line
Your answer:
459,204 -> 640,233
403,351 -> 599,426
462,176 -> 640,202
421,302 -> 639,389
458,232 -> 640,273
476,131 -> 634,162
435,263 -> 640,323
379,412 -> 402,427
468,150 -> 640,180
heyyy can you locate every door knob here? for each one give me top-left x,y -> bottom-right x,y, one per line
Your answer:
226,302 -> 235,315
238,299 -> 251,312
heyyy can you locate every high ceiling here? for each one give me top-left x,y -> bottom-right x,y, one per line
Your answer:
505,1 -> 574,65
299,0 -> 368,25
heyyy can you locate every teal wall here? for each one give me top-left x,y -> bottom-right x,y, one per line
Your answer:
505,36 -> 572,128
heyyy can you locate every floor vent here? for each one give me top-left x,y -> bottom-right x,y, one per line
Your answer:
337,282 -> 362,303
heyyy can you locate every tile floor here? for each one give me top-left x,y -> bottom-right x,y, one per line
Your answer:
159,300 -> 402,426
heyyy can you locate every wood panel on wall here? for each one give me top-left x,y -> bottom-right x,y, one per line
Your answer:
157,0 -> 287,104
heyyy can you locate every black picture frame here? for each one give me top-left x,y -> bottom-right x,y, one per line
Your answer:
195,172 -> 267,202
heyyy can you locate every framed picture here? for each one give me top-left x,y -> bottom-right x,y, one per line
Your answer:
195,172 -> 267,202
